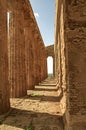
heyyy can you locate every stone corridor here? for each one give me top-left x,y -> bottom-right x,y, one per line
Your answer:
0,78 -> 64,130
0,0 -> 86,129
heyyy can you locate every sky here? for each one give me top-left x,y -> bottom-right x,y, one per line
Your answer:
30,0 -> 55,46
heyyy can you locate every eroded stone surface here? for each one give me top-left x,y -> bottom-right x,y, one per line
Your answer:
0,0 -> 10,114
55,0 -> 86,129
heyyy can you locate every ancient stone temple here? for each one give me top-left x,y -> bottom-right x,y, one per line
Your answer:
0,0 -> 86,129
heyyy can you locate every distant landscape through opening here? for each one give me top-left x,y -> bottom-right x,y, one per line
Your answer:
47,56 -> 53,77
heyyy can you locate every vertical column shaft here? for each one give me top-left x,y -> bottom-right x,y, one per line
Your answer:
0,0 -> 10,114
8,1 -> 27,97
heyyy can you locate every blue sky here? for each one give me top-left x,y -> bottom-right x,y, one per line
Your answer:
30,0 -> 55,46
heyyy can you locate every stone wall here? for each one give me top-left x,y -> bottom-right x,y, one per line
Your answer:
55,0 -> 86,129
46,45 -> 54,57
0,0 -> 10,114
65,0 -> 86,129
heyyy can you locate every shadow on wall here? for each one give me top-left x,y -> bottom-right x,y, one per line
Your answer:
19,93 -> 63,102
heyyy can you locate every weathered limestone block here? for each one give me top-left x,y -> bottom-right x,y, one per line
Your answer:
65,0 -> 86,129
8,1 -> 27,97
0,0 -> 10,114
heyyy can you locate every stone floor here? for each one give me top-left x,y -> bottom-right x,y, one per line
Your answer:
0,78 -> 64,130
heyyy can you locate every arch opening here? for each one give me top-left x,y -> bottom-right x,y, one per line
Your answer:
47,56 -> 53,77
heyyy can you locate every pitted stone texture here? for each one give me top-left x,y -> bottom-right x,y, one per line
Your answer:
66,1 -> 86,129
55,0 -> 86,129
8,2 -> 27,98
0,0 -> 10,114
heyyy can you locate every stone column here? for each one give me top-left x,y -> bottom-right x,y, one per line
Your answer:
8,1 -> 27,97
29,37 -> 36,89
0,0 -> 10,114
53,56 -> 55,77
32,31 -> 40,85
24,24 -> 35,90
42,47 -> 45,80
24,26 -> 31,90
37,41 -> 42,83
35,41 -> 43,83
40,45 -> 43,81
24,14 -> 37,89
23,3 -> 44,89
44,51 -> 48,79
41,45 -> 47,80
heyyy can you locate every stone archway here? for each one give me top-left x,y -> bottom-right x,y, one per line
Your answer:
46,45 -> 55,76
0,0 -> 47,114
47,56 -> 53,77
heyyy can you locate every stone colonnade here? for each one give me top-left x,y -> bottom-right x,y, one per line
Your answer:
0,0 -> 47,114
55,0 -> 86,129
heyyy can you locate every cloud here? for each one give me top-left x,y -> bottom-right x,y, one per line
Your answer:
34,12 -> 39,18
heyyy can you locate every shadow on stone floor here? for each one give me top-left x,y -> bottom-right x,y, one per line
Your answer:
0,108 -> 64,130
35,88 -> 57,91
20,94 -> 63,102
